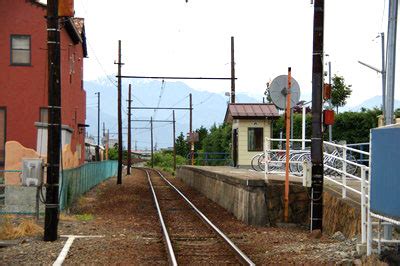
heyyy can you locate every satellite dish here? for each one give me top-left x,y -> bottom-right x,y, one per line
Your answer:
269,75 -> 301,109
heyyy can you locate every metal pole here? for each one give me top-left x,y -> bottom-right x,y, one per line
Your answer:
381,32 -> 386,123
151,117 -> 154,168
284,67 -> 292,222
328,61 -> 332,142
189,94 -> 194,165
231,36 -> 236,104
117,40 -> 123,184
127,84 -> 132,175
385,0 -> 398,125
310,0 -> 325,232
44,0 -> 61,241
173,111 -> 176,172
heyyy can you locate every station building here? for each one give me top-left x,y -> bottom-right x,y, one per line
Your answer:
224,103 -> 279,167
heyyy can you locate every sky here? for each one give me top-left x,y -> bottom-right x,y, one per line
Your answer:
70,0 -> 398,107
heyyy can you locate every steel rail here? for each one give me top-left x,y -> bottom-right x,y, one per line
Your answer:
153,169 -> 255,266
144,169 -> 177,266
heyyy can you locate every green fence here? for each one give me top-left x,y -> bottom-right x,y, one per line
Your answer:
60,160 -> 118,210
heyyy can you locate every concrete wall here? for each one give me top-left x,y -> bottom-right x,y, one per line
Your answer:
2,140 -> 80,213
177,166 -> 268,225
177,166 -> 362,238
233,119 -> 272,167
177,166 -> 309,226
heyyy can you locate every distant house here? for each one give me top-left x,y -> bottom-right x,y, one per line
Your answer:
0,0 -> 88,166
224,103 -> 279,167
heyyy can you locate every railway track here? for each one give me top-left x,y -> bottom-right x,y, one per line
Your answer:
141,168 -> 255,265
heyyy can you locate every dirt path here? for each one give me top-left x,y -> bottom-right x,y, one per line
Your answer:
1,169 -> 369,264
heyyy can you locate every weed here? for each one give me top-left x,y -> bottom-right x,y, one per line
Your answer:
75,213 -> 94,221
0,216 -> 42,240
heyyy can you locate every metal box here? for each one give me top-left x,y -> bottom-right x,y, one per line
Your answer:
370,126 -> 400,219
21,158 -> 43,187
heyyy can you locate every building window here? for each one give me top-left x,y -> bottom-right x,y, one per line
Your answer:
10,35 -> 31,65
39,107 -> 48,123
248,127 -> 263,151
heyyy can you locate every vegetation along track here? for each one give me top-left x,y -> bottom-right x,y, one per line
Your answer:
141,168 -> 255,265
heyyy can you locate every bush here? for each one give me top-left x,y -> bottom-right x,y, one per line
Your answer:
146,150 -> 186,174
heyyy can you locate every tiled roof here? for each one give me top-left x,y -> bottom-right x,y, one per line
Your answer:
224,103 -> 279,123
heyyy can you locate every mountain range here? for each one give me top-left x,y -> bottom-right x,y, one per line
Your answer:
84,77 -> 259,150
84,77 -> 399,150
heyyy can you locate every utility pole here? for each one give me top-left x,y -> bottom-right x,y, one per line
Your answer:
173,110 -> 176,172
231,36 -> 236,104
127,84 -> 132,175
189,93 -> 194,165
103,122 -> 106,145
95,92 -> 100,161
106,129 -> 109,160
386,0 -> 398,125
116,40 -> 123,184
150,117 -> 154,168
44,0 -> 61,242
310,0 -> 325,232
328,61 -> 332,142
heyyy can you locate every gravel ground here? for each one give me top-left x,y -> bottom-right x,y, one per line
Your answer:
0,169 -> 387,265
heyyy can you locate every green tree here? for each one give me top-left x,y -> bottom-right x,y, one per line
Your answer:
108,145 -> 118,160
194,126 -> 208,151
175,132 -> 189,158
272,108 -> 382,144
331,75 -> 352,113
394,108 -> 400,118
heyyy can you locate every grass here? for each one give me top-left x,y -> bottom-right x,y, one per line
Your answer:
0,215 -> 42,240
75,213 -> 94,222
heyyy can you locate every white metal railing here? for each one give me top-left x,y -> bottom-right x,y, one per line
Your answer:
263,137 -> 370,246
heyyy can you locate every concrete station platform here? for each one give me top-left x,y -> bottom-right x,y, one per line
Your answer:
177,166 -> 362,238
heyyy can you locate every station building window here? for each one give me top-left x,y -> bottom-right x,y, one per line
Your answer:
248,127 -> 263,151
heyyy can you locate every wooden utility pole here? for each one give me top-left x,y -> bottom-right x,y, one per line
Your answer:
44,0 -> 61,242
189,93 -> 194,165
173,110 -> 176,172
95,92 -> 100,161
127,84 -> 132,175
310,0 -> 325,231
106,129 -> 109,160
116,40 -> 123,184
231,36 -> 236,104
150,117 -> 154,168
284,67 -> 292,222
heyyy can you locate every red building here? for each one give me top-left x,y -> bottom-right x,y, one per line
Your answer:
0,0 -> 87,165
